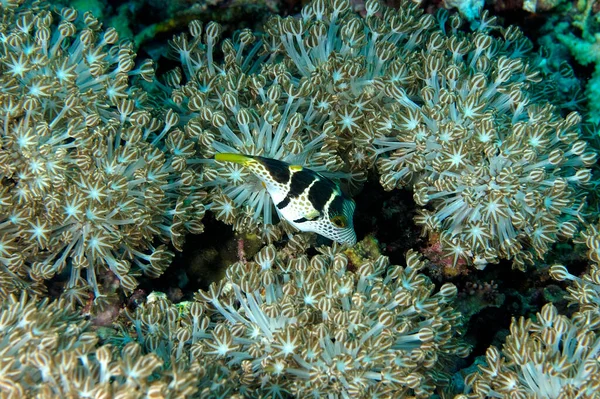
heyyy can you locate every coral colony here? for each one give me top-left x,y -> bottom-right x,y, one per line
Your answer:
0,0 -> 599,398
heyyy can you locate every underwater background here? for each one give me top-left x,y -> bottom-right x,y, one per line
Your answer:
1,0 -> 600,397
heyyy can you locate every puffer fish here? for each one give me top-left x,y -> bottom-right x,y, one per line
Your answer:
214,153 -> 357,245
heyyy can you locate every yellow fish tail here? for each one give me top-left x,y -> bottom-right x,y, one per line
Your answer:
215,153 -> 253,165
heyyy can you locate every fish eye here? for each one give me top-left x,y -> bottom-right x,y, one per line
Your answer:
331,215 -> 347,228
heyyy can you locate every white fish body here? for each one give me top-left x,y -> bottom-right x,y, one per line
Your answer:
215,153 -> 357,245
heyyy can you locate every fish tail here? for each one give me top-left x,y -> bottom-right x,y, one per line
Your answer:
214,153 -> 253,165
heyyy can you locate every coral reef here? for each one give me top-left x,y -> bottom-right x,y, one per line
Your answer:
114,239 -> 470,398
519,0 -> 600,123
550,216 -> 600,314
367,14 -> 595,269
458,302 -> 600,398
457,215 -> 600,398
0,237 -> 466,398
58,0 -> 291,52
0,3 -> 205,302
1,0 -> 600,397
145,0 -> 597,271
0,293 -> 196,398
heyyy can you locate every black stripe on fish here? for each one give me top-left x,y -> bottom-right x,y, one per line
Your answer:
293,210 -> 320,223
328,193 -> 348,217
255,156 -> 290,184
288,169 -> 317,198
308,178 -> 334,213
276,196 -> 290,209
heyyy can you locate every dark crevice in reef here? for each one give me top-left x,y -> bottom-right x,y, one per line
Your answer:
465,305 -> 512,359
352,179 -> 424,266
458,244 -> 580,362
137,214 -> 237,302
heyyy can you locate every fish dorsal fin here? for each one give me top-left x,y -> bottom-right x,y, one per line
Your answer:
289,165 -> 303,172
214,153 -> 252,165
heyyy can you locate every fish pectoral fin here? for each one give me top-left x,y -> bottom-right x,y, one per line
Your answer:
293,210 -> 321,224
303,209 -> 321,221
215,153 -> 253,165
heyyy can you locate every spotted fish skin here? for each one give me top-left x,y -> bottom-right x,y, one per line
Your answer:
214,153 -> 357,245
